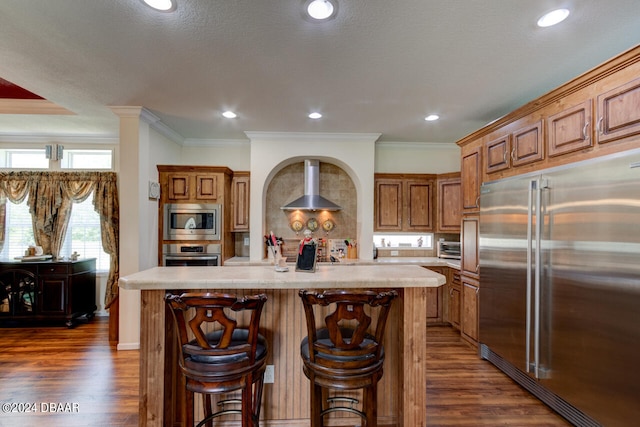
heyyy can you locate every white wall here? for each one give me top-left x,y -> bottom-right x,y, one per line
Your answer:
181,140 -> 251,171
375,141 -> 460,173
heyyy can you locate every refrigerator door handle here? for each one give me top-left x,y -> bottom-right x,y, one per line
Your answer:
526,179 -> 535,374
533,178 -> 545,379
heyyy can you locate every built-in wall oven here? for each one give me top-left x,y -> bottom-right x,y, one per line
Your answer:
162,244 -> 220,267
164,203 -> 221,241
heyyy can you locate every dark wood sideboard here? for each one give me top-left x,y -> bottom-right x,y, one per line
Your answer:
0,258 -> 96,327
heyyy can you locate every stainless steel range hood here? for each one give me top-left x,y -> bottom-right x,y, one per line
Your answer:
281,160 -> 342,211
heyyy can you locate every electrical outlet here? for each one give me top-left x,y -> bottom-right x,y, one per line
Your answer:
264,365 -> 274,383
244,237 -> 250,246
391,250 -> 399,256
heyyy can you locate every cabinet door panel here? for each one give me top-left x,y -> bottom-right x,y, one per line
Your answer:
405,180 -> 433,230
39,278 -> 66,315
437,177 -> 461,232
548,100 -> 593,157
462,147 -> 481,211
461,278 -> 479,343
196,175 -> 218,200
486,134 -> 510,173
462,216 -> 479,278
168,174 -> 190,200
231,176 -> 250,231
375,180 -> 403,231
512,120 -> 544,167
597,77 -> 640,144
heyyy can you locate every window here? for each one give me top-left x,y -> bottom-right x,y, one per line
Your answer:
0,149 -> 49,169
60,198 -> 110,270
373,233 -> 434,249
0,146 -> 114,271
0,200 -> 35,259
61,149 -> 113,169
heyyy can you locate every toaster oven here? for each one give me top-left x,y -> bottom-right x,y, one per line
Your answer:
437,240 -> 461,259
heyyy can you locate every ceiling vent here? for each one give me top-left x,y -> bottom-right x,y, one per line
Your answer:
281,160 -> 342,211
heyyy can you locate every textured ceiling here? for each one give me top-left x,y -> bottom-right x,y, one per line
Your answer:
1,0 -> 639,144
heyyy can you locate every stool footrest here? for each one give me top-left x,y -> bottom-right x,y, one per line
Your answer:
322,396 -> 364,418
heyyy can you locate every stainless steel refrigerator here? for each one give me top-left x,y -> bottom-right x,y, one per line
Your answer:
479,149 -> 640,426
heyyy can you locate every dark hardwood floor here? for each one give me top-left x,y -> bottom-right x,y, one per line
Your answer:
426,325 -> 570,427
0,319 -> 570,427
0,317 -> 139,427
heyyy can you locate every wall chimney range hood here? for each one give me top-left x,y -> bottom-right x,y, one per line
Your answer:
281,159 -> 342,211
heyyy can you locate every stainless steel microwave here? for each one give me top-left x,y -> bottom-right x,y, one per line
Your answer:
164,203 -> 221,241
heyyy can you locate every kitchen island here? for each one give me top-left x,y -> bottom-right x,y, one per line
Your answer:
119,264 -> 445,427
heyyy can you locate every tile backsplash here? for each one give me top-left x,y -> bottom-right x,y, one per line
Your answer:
264,162 -> 357,258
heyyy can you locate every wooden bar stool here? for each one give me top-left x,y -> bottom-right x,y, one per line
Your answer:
165,292 -> 268,427
298,289 -> 398,427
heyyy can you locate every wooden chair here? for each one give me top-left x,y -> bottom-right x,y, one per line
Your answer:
298,289 -> 398,427
165,292 -> 268,427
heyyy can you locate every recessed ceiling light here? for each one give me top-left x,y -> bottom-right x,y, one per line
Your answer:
425,114 -> 440,121
142,0 -> 176,12
306,0 -> 336,20
537,9 -> 570,27
222,111 -> 237,119
308,112 -> 322,119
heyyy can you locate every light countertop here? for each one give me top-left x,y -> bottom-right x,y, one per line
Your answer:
119,263 -> 446,291
223,256 -> 461,270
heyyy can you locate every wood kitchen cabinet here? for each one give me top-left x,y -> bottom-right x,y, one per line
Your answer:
461,144 -> 481,213
547,99 -> 594,157
596,77 -> 640,145
461,275 -> 479,345
0,259 -> 96,327
485,120 -> 544,174
436,173 -> 461,232
425,266 -> 445,324
374,174 -> 435,232
447,269 -> 461,330
166,172 -> 218,201
157,165 -> 235,264
231,172 -> 250,232
461,215 -> 479,279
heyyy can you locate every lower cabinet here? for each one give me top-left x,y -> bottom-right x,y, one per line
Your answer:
0,259 -> 96,327
461,275 -> 479,345
425,267 -> 445,324
447,269 -> 461,330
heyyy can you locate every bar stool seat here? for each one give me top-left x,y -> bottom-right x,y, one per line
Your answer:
166,292 -> 268,427
298,289 -> 398,427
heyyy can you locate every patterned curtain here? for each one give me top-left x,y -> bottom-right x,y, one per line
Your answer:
0,171 -> 120,309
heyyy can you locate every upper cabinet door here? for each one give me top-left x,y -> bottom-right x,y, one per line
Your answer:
485,134 -> 511,173
461,145 -> 481,212
196,174 -> 218,200
405,180 -> 434,231
511,120 -> 544,167
437,175 -> 461,232
375,179 -> 403,231
597,77 -> 640,145
547,99 -> 593,157
167,173 -> 191,200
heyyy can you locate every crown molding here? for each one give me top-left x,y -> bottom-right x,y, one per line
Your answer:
0,99 -> 75,115
0,134 -> 118,144
376,141 -> 459,150
183,138 -> 250,147
244,131 -> 381,143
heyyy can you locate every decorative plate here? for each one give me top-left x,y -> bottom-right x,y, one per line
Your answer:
322,219 -> 335,232
290,219 -> 304,232
306,217 -> 319,231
